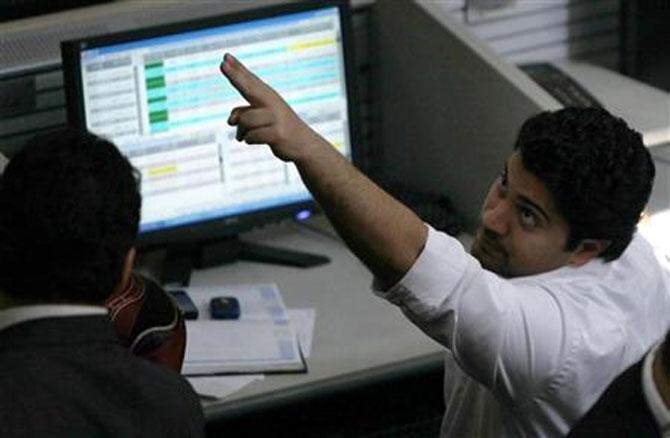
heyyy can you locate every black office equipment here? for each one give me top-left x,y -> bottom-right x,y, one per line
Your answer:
60,0 -> 358,283
519,62 -> 602,108
168,290 -> 199,320
383,182 -> 463,237
209,296 -> 241,320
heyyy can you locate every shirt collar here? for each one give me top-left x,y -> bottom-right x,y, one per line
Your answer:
642,342 -> 670,436
0,304 -> 108,333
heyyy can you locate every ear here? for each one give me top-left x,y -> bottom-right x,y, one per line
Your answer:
112,247 -> 137,296
568,239 -> 611,267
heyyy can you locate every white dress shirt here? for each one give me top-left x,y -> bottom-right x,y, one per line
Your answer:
375,225 -> 670,437
643,343 -> 670,437
0,304 -> 108,333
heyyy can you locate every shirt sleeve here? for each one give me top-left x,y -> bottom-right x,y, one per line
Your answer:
373,225 -> 566,401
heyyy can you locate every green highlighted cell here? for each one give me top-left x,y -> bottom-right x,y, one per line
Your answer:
145,61 -> 164,70
146,76 -> 165,89
148,95 -> 167,104
149,110 -> 168,123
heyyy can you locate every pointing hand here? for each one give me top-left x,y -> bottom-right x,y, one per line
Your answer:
219,53 -> 322,163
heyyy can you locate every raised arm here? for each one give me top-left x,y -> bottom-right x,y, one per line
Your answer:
220,54 -> 427,285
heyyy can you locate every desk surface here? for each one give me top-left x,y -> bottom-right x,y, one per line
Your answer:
558,61 -> 670,147
189,217 -> 445,421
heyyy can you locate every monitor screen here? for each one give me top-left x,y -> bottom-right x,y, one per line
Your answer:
61,0 -> 356,247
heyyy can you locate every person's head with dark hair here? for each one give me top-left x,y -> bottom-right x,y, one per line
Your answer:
516,107 -> 654,261
471,107 -> 654,277
0,127 -> 141,305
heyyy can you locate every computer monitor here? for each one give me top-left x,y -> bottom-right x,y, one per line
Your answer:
61,0 -> 357,280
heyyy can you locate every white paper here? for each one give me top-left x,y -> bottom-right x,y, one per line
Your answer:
187,374 -> 264,400
182,283 -> 305,376
287,308 -> 316,357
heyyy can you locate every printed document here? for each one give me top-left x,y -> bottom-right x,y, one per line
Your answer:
182,283 -> 306,376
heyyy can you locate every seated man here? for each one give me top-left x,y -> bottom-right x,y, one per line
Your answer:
569,328 -> 670,437
219,54 -> 670,436
0,128 -> 205,437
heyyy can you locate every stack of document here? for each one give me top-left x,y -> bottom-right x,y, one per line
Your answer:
181,283 -> 306,376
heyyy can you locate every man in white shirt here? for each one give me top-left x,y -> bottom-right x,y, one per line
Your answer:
219,54 -> 670,436
570,329 -> 670,437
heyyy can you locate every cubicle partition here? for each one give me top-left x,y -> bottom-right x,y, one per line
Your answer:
374,0 -> 561,230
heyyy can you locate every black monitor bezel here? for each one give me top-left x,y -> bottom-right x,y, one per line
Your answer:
61,0 -> 359,249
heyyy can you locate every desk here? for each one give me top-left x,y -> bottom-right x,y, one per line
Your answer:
557,61 -> 670,147
188,216 -> 445,421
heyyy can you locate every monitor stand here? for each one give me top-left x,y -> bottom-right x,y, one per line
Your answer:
159,236 -> 330,286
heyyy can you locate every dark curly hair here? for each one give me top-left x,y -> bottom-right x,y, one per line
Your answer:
0,128 -> 141,304
515,107 -> 654,261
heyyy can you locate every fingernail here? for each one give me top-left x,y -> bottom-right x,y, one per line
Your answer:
220,54 -> 230,72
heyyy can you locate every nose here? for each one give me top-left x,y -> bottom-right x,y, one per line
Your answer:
482,198 -> 510,236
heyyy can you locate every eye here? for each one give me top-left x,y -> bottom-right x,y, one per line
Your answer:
519,206 -> 537,229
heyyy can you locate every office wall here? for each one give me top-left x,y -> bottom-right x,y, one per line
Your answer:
453,0 -> 623,70
357,0 -> 624,67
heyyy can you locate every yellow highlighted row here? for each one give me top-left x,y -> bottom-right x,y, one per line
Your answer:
288,38 -> 336,51
147,164 -> 177,178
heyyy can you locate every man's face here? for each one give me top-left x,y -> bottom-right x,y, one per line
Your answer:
471,152 -> 573,278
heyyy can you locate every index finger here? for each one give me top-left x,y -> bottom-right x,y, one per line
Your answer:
220,53 -> 275,107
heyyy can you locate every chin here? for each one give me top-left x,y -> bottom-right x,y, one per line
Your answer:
491,265 -> 513,278
471,245 -> 510,277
